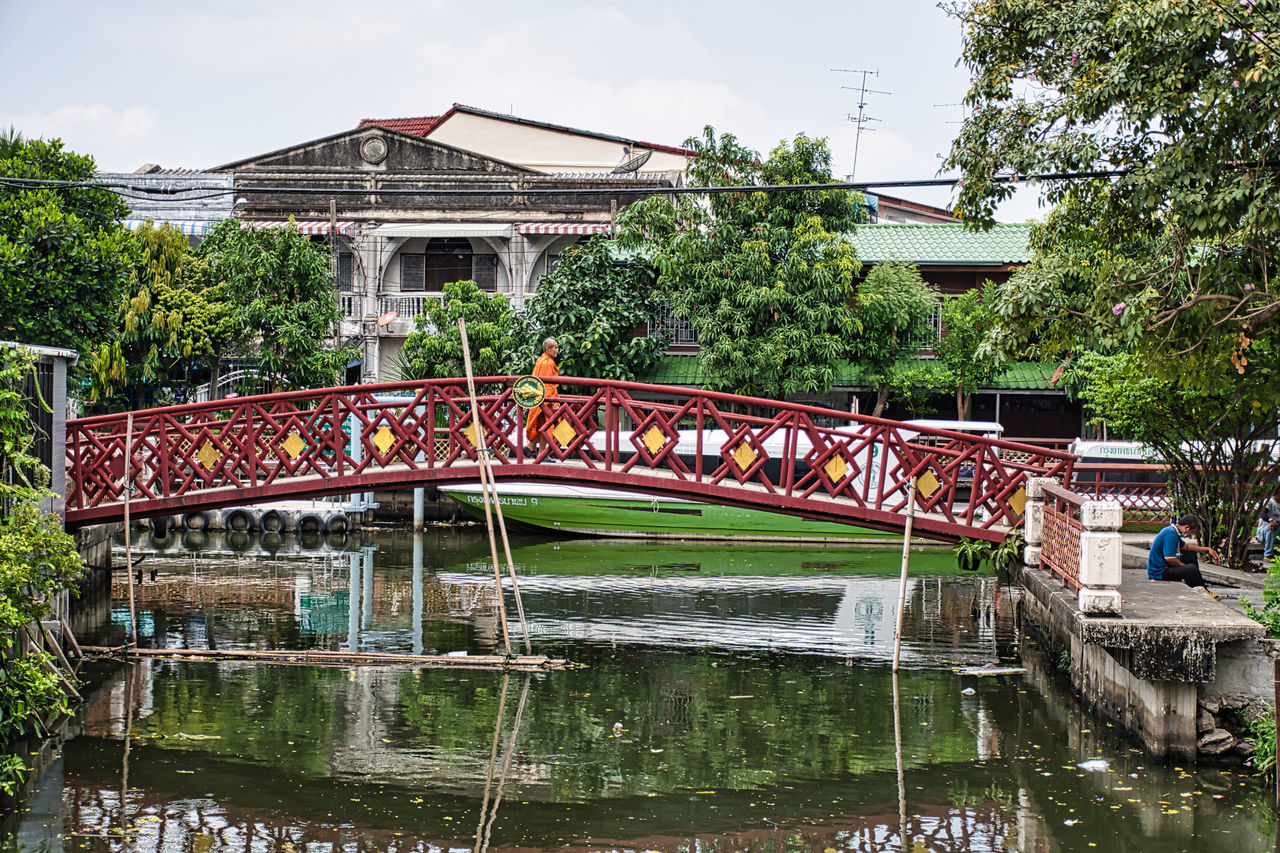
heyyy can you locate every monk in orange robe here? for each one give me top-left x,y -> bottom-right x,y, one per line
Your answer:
525,338 -> 560,453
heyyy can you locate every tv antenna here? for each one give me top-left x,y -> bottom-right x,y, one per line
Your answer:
831,68 -> 890,182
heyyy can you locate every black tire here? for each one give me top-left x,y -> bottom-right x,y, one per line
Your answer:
225,509 -> 254,532
325,513 -> 350,535
259,510 -> 284,533
296,513 -> 325,534
182,511 -> 209,531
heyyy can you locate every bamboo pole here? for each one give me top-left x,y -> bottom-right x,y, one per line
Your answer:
123,413 -> 137,647
893,669 -> 907,848
474,673 -> 510,853
457,318 -> 531,654
892,476 -> 919,673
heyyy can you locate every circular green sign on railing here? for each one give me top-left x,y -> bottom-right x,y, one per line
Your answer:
512,375 -> 547,409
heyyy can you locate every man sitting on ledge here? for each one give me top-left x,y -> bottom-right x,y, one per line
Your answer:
1148,514 -> 1222,595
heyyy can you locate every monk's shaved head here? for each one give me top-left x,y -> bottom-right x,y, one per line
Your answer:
543,338 -> 558,353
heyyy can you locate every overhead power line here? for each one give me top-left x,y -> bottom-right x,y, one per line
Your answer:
0,167 -> 1139,202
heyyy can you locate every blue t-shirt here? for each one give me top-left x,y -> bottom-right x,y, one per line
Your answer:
1147,524 -> 1182,580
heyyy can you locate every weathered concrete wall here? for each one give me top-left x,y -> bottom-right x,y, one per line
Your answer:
1020,563 -> 1266,761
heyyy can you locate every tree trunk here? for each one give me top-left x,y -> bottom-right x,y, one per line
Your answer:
871,387 -> 890,419
956,388 -> 970,421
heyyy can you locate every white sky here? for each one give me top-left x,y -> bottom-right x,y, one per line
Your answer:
0,0 -> 1042,221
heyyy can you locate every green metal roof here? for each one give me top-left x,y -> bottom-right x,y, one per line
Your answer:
847,223 -> 1032,265
638,354 -> 1057,391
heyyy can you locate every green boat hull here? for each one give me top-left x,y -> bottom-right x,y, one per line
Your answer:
442,486 -> 903,542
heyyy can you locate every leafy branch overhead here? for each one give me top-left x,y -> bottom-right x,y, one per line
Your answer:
945,0 -> 1280,382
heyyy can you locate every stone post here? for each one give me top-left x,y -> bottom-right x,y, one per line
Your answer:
1022,476 -> 1057,568
1077,500 -> 1124,615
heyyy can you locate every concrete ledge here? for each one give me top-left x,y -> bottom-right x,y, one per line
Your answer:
1021,567 -> 1263,682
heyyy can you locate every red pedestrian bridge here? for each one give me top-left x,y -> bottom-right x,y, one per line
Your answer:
64,377 -> 1075,542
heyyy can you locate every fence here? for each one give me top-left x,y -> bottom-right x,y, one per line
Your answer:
1024,476 -> 1123,615
1071,463 -> 1170,526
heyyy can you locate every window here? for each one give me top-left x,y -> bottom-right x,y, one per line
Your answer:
337,252 -> 355,291
649,302 -> 698,344
400,254 -> 426,292
399,238 -> 474,292
472,254 -> 498,292
906,298 -> 944,350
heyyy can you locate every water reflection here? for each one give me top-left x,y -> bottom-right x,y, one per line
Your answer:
96,532 -> 1008,667
9,530 -> 1275,851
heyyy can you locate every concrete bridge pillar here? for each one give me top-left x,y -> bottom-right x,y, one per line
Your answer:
1077,501 -> 1123,615
1022,476 -> 1055,568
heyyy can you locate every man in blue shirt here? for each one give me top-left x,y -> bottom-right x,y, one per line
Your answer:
1148,515 -> 1220,590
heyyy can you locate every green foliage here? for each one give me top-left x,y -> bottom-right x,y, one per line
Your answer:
89,221 -> 233,404
953,537 -> 992,571
0,345 -> 83,796
936,283 -> 1001,419
1080,352 -> 1279,569
197,219 -> 354,391
397,280 -> 521,380
1247,708 -> 1276,780
992,528 -> 1025,571
1057,649 -> 1071,672
0,131 -> 134,359
522,236 -> 666,380
883,362 -> 954,418
617,128 -> 862,398
1240,556 -> 1280,637
946,0 -> 1280,385
851,262 -> 939,416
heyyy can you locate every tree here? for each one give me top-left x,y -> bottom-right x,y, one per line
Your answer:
396,280 -> 521,381
0,346 -> 83,795
521,236 -> 666,380
1078,352 -> 1278,569
197,220 -> 354,391
0,130 -> 134,358
944,0 -> 1280,567
935,283 -> 1001,420
850,262 -> 939,416
89,221 -> 233,406
616,128 -> 862,399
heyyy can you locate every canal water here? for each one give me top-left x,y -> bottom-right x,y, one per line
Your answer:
7,529 -> 1276,852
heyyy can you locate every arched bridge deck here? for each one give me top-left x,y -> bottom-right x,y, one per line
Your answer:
65,377 -> 1075,543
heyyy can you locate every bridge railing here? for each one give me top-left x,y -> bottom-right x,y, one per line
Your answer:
1070,463 -> 1170,526
64,376 -> 1076,539
1024,477 -> 1123,615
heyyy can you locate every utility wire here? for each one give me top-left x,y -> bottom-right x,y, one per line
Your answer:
0,167 -> 1134,200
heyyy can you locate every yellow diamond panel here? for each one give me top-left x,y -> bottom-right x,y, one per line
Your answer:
824,455 -> 849,483
372,426 -> 395,455
916,469 -> 940,498
732,442 -> 757,472
642,425 -> 666,455
464,421 -> 485,449
195,440 -> 221,471
1009,486 -> 1028,515
281,431 -> 307,460
551,419 -> 576,448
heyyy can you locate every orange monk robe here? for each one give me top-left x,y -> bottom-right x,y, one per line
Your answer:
525,352 -> 560,441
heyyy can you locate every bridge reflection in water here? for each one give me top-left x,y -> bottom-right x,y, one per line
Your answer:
18,530 -> 1272,852
104,531 -> 1007,667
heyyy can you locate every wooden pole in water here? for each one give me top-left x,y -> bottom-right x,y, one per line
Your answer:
893,669 -> 907,847
122,413 -> 137,647
457,318 -> 512,655
892,476 -> 918,673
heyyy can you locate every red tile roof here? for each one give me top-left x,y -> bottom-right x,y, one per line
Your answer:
356,116 -> 442,137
